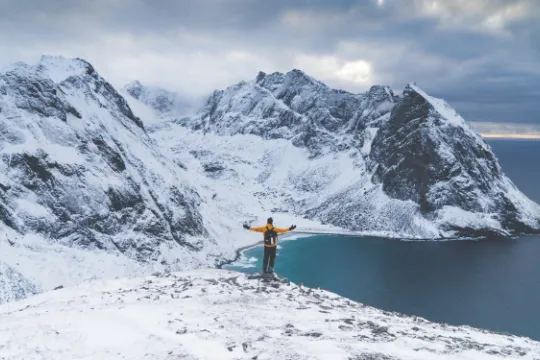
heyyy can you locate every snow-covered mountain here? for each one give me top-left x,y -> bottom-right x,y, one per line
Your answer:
2,269 -> 539,360
174,70 -> 396,157
0,56 -> 252,302
124,80 -> 199,118
368,84 -> 539,237
137,69 -> 540,239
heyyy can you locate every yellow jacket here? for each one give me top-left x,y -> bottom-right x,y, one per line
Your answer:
248,223 -> 290,247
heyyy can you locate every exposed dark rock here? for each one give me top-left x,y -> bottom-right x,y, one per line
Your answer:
372,325 -> 389,335
2,68 -> 82,122
203,162 -> 226,173
349,353 -> 400,360
302,332 -> 323,338
370,85 -> 499,213
369,84 -> 538,235
91,138 -> 126,172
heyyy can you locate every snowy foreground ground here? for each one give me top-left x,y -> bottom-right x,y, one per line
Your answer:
1,269 -> 539,360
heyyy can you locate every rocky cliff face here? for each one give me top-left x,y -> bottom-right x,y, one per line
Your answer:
369,84 -> 538,236
0,56 -> 209,269
178,70 -> 396,157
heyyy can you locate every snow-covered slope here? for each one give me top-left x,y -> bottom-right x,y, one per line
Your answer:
1,269 -> 538,360
139,71 -> 540,238
0,56 -> 238,302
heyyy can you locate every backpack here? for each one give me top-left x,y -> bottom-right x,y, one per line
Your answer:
264,225 -> 278,246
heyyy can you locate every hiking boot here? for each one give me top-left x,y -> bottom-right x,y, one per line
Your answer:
268,267 -> 274,274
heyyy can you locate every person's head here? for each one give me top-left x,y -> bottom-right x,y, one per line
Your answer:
267,217 -> 273,225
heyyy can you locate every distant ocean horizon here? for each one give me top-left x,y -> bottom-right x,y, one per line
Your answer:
472,121 -> 540,141
486,138 -> 540,203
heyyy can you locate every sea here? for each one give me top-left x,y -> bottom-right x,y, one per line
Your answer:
227,139 -> 540,340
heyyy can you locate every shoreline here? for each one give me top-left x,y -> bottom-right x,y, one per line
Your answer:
216,241 -> 262,269
216,232 -> 311,269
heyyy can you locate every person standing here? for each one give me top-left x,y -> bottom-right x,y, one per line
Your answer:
243,217 -> 296,274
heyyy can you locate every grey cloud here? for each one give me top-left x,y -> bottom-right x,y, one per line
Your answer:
0,0 -> 538,123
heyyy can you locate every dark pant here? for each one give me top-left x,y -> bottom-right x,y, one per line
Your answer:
263,246 -> 277,273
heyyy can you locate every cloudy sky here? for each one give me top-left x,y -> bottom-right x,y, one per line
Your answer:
0,0 -> 538,129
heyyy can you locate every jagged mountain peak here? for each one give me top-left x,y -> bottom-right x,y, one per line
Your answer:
125,79 -> 143,91
126,79 -> 142,87
286,68 -> 324,84
255,68 -> 329,92
0,55 -> 142,129
37,55 -> 96,83
401,82 -> 476,133
0,55 -> 97,87
169,70 -> 400,156
124,80 -> 146,100
404,80 -> 418,90
366,84 -> 396,104
255,70 -> 266,83
366,80 -> 540,236
368,84 -> 394,96
123,80 -> 198,116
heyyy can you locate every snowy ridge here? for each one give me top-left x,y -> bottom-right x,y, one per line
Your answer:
1,269 -> 539,360
406,83 -> 488,148
174,69 -> 397,157
36,55 -> 94,83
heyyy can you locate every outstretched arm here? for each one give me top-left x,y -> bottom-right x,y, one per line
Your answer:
274,225 -> 297,233
243,224 -> 267,233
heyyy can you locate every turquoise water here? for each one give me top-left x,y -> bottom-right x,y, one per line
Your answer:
227,140 -> 540,340
228,235 -> 540,340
